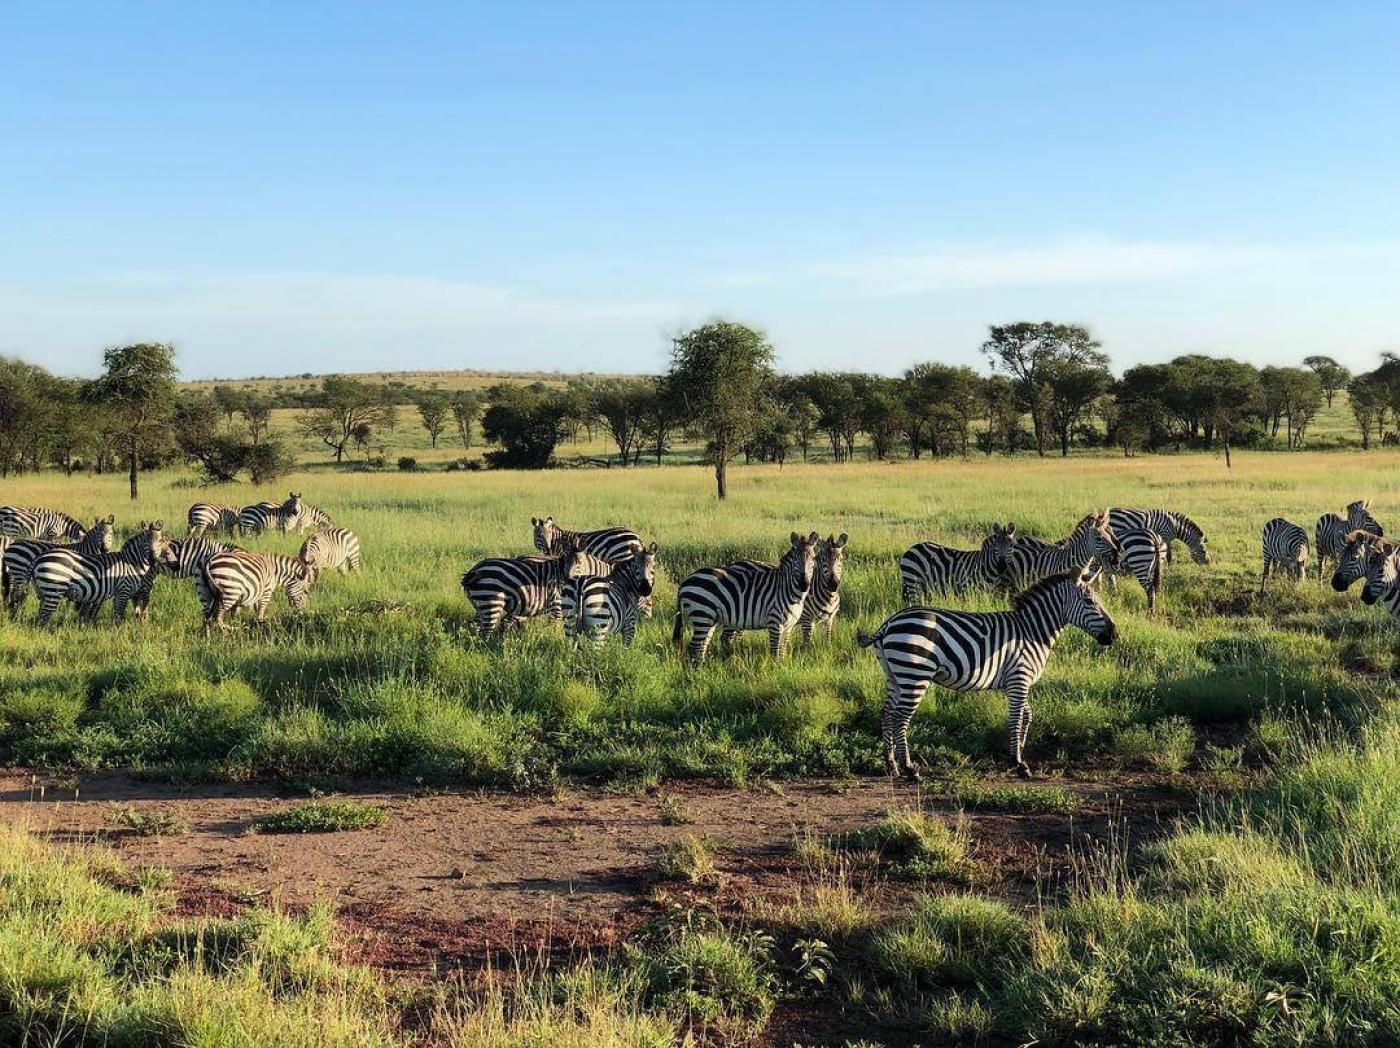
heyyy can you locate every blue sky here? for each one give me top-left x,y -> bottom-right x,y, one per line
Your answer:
3,3 -> 1398,379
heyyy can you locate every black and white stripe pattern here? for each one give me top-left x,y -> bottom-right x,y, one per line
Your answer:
899,524 -> 1015,603
461,554 -> 572,638
3,516 -> 114,612
1107,508 -> 1210,566
1330,530 -> 1391,595
531,516 -> 643,563
187,503 -> 240,536
857,569 -> 1116,779
0,506 -> 86,541
292,502 -> 335,533
800,533 -> 848,642
154,535 -> 239,613
1259,517 -> 1309,594
202,549 -> 314,629
1360,546 -> 1400,619
672,532 -> 818,662
238,493 -> 303,536
1115,525 -> 1168,614
33,522 -> 174,625
1002,513 -> 1119,591
1316,500 -> 1383,581
562,543 -> 659,646
298,527 -> 362,576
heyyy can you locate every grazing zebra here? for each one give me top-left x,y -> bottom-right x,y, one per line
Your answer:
33,522 -> 174,625
1107,508 -> 1210,567
0,506 -> 86,541
187,502 -> 240,536
3,516 -> 115,612
201,549 -> 315,629
152,535 -> 239,613
672,532 -> 818,662
899,524 -> 1016,602
238,493 -> 303,536
562,543 -> 659,646
857,568 -> 1117,780
800,533 -> 848,642
461,554 -> 573,638
1115,525 -> 1168,613
1259,517 -> 1309,594
299,527 -> 362,576
1316,500 -> 1383,581
531,516 -> 643,563
292,501 -> 335,533
1002,512 -> 1119,591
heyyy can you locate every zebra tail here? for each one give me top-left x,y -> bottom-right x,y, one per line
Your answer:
671,608 -> 684,647
855,627 -> 877,648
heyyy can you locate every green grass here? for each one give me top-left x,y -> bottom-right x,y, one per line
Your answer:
252,801 -> 388,834
951,781 -> 1083,814
106,804 -> 191,837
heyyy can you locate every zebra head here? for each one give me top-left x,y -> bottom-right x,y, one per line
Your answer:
984,523 -> 1018,571
1332,531 -> 1386,593
280,492 -> 304,531
782,531 -> 819,593
1071,511 -> 1119,569
627,541 -> 659,597
531,516 -> 559,554
1360,547 -> 1399,606
1347,499 -> 1384,537
288,558 -> 316,610
90,515 -> 116,552
816,533 -> 848,590
1067,570 -> 1117,645
1174,514 -> 1210,565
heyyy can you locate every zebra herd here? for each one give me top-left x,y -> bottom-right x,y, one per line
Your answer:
0,494 -> 359,629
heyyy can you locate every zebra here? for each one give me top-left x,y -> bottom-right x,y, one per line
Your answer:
201,549 -> 315,629
3,516 -> 115,612
672,531 -> 818,662
1359,546 -> 1400,618
561,543 -> 659,646
292,501 -> 335,533
238,493 -> 303,536
1259,517 -> 1309,595
800,533 -> 848,642
299,527 -> 362,576
1107,508 -> 1210,567
33,522 -> 175,625
152,535 -> 239,614
1316,500 -> 1383,581
1115,525 -> 1168,614
899,524 -> 1016,603
187,502 -> 240,536
0,506 -> 86,541
461,554 -> 573,638
1002,512 -> 1119,592
857,568 -> 1116,780
1330,530 -> 1393,595
531,516 -> 643,563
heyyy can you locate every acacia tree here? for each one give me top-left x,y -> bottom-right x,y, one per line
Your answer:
297,376 -> 387,463
416,393 -> 450,448
450,390 -> 485,449
87,342 -> 178,499
1304,355 -> 1351,408
1200,358 -> 1263,469
593,378 -> 650,465
667,321 -> 775,499
982,322 -> 1105,456
1043,357 -> 1113,456
242,395 -> 272,445
1349,374 -> 1388,449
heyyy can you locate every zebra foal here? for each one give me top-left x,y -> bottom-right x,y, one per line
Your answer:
299,527 -> 362,576
1259,518 -> 1309,595
800,533 -> 848,642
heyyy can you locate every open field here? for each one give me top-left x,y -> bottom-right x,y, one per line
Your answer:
4,450 -> 1400,1045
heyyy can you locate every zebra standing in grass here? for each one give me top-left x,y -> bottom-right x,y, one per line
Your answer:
1316,500 -> 1383,581
187,502 -> 240,536
461,554 -> 574,638
201,549 -> 315,629
562,543 -> 659,646
299,527 -> 362,576
1359,546 -> 1400,620
858,568 -> 1117,780
1106,508 -> 1210,567
800,533 -> 848,642
1002,512 -> 1119,592
33,522 -> 174,625
1259,517 -> 1309,594
238,493 -> 303,536
899,524 -> 1016,603
151,535 -> 239,614
3,516 -> 115,611
1115,525 -> 1169,613
0,506 -> 86,541
531,516 -> 642,563
672,532 -> 818,662
1329,531 -> 1392,595
291,501 -> 335,533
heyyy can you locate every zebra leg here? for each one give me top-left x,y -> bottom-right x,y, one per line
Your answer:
477,600 -> 506,639
36,592 -> 63,626
689,620 -> 718,663
768,623 -> 789,658
891,683 -> 929,781
720,628 -> 740,655
1006,679 -> 1034,776
1258,559 -> 1270,596
799,615 -> 815,645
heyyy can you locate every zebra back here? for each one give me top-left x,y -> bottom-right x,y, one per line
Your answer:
532,516 -> 643,562
0,506 -> 86,541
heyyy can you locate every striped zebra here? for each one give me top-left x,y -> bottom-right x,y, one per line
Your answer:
1329,530 -> 1392,595
899,524 -> 1016,603
561,543 -> 659,646
1359,546 -> 1400,618
187,502 -> 240,536
292,501 -> 335,533
152,535 -> 239,613
0,506 -> 86,541
461,554 -> 573,638
672,532 -> 818,662
299,527 -> 362,576
1115,525 -> 1168,614
238,493 -> 303,536
800,533 -> 848,642
3,516 -> 115,612
1316,500 -> 1383,581
201,549 -> 315,629
1259,517 -> 1309,595
857,568 -> 1116,780
531,516 -> 643,563
33,522 -> 174,625
1107,508 -> 1210,567
1002,512 -> 1119,592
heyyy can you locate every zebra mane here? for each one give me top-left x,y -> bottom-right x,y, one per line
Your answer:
1010,568 -> 1085,611
1169,511 -> 1202,539
1346,529 -> 1395,551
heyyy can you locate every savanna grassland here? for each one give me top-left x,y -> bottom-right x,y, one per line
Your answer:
4,447 -> 1400,1046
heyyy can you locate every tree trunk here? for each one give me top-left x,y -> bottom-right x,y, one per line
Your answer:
1223,438 -> 1232,470
715,458 -> 727,499
1059,428 -> 1070,457
128,452 -> 138,500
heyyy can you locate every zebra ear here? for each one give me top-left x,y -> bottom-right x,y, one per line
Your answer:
648,541 -> 659,553
153,519 -> 165,531
105,514 -> 115,525
531,517 -> 540,527
836,533 -> 848,547
1005,522 -> 1016,535
808,531 -> 819,544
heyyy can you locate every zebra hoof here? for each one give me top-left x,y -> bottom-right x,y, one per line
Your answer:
901,766 -> 922,783
1013,762 -> 1034,780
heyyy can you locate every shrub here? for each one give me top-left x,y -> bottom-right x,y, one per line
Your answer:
106,804 -> 190,837
844,808 -> 969,880
655,835 -> 717,882
396,456 -> 417,471
1112,716 -> 1195,772
253,801 -> 387,834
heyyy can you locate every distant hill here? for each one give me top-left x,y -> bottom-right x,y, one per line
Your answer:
184,368 -> 646,395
